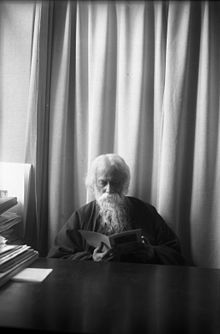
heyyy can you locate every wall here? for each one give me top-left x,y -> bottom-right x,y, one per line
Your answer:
0,0 -> 34,162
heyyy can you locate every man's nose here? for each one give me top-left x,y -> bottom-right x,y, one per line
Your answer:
105,183 -> 112,193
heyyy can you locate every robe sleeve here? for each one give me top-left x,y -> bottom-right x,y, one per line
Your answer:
142,205 -> 186,265
47,210 -> 93,261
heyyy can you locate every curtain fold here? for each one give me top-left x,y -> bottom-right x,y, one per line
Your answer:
190,2 -> 220,267
48,0 -> 78,246
25,0 -> 53,255
24,0 -> 220,267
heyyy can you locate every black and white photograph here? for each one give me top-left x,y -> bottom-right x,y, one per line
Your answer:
0,1 -> 220,333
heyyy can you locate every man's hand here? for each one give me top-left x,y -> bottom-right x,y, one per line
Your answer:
92,243 -> 112,262
92,239 -> 155,263
112,241 -> 155,263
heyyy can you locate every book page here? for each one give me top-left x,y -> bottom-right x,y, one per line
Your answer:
0,244 -> 18,254
78,230 -> 111,249
12,268 -> 53,282
78,229 -> 143,249
109,229 -> 142,247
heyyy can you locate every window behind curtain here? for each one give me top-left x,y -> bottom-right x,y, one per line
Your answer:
0,0 -> 35,162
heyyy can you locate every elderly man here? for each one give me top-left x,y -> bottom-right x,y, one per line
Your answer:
48,154 -> 185,264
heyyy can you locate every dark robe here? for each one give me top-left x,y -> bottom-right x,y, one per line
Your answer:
48,196 -> 185,265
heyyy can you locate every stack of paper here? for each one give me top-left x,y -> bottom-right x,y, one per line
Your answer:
0,242 -> 39,287
0,197 -> 22,244
0,197 -> 39,287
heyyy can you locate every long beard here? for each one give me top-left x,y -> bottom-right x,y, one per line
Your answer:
97,193 -> 129,235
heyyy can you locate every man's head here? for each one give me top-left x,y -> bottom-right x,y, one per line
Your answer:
85,154 -> 131,234
85,153 -> 130,198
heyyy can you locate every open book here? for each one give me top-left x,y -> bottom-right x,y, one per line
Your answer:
78,228 -> 142,250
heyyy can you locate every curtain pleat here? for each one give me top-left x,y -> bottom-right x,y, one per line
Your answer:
25,1 -> 53,255
24,0 -> 220,267
190,2 -> 220,267
48,1 -> 77,246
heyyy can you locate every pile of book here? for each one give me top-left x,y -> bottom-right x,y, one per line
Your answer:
0,197 -> 22,244
0,236 -> 39,287
0,196 -> 39,287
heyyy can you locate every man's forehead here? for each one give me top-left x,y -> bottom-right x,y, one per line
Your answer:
96,162 -> 122,179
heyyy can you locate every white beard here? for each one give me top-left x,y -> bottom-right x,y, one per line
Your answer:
96,193 -> 129,235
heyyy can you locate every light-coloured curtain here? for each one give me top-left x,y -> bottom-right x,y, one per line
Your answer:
24,1 -> 53,254
25,0 -> 220,268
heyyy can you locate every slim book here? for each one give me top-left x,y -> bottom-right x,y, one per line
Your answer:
0,244 -> 18,255
0,235 -> 7,245
0,197 -> 18,215
0,212 -> 22,233
0,249 -> 38,272
0,244 -> 30,265
78,228 -> 142,250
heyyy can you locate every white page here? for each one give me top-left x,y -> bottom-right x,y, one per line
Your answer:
11,268 -> 53,282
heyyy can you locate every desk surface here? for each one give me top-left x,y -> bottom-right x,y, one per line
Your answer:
0,258 -> 220,334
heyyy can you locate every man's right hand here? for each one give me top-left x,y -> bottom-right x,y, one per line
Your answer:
92,243 -> 112,262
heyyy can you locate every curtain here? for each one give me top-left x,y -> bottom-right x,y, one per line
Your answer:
24,1 -> 53,254
24,0 -> 220,268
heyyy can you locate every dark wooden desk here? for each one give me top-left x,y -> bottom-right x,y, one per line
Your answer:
0,258 -> 219,334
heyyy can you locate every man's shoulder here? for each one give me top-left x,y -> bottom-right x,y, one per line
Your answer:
63,201 -> 97,229
126,196 -> 160,218
77,200 -> 97,215
127,196 -> 155,211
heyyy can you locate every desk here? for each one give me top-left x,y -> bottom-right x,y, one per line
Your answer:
0,258 -> 219,334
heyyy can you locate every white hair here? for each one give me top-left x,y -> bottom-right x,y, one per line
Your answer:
85,153 -> 130,195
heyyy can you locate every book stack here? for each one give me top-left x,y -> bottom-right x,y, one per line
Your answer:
0,197 -> 39,287
0,197 -> 22,244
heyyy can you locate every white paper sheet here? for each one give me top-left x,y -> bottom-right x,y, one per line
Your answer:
11,268 -> 53,282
